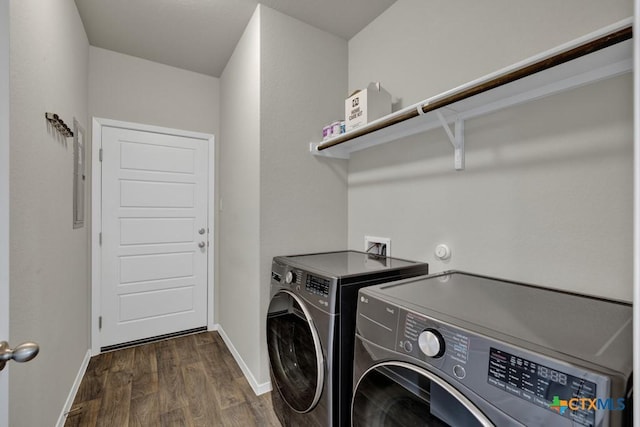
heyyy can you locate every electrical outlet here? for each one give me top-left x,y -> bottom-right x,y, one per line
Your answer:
364,236 -> 391,257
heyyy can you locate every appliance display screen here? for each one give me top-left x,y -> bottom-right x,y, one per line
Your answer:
306,275 -> 330,297
488,348 -> 597,426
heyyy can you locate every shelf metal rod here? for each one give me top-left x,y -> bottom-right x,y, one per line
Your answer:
317,25 -> 632,153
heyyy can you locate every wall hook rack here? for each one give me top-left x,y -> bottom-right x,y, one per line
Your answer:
45,112 -> 74,138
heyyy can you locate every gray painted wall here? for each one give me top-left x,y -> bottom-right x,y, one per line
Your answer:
89,46 -> 220,135
259,6 -> 348,383
219,5 -> 348,387
9,0 -> 90,425
349,0 -> 633,109
347,0 -> 633,301
219,7 -> 263,385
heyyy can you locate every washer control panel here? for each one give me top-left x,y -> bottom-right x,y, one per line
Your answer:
305,274 -> 330,297
271,261 -> 336,312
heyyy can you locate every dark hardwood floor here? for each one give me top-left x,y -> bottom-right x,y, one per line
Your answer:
64,331 -> 281,427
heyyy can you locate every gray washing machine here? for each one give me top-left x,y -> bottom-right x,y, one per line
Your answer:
352,271 -> 633,427
266,250 -> 429,426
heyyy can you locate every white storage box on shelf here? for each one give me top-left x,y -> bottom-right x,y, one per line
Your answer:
345,82 -> 392,132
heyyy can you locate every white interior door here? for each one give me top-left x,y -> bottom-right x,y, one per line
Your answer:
100,125 -> 209,349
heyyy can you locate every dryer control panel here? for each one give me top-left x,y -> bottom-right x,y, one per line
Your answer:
487,347 -> 599,426
397,308 -> 609,427
356,291 -> 613,427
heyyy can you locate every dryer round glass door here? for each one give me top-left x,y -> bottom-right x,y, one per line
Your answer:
267,290 -> 324,413
352,362 -> 493,427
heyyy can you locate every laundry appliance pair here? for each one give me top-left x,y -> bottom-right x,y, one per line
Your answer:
267,253 -> 632,427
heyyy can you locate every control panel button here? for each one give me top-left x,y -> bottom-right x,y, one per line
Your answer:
403,341 -> 413,353
418,329 -> 445,358
453,365 -> 466,379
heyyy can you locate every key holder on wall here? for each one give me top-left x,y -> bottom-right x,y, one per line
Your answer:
45,112 -> 74,138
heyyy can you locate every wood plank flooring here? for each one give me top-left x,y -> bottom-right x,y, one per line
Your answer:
64,331 -> 281,427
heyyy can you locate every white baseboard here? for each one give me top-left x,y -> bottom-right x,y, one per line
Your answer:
56,349 -> 92,427
216,325 -> 272,396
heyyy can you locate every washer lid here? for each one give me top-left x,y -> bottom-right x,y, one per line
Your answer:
365,271 -> 632,374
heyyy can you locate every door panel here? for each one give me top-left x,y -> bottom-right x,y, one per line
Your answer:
119,286 -> 195,321
120,218 -> 195,245
120,140 -> 196,173
120,180 -> 195,208
352,362 -> 492,427
119,252 -> 195,283
267,291 -> 325,413
101,126 -> 208,348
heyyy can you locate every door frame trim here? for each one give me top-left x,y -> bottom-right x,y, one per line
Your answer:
0,0 -> 10,421
90,117 -> 215,355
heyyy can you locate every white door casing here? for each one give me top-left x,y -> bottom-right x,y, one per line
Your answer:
92,118 -> 215,352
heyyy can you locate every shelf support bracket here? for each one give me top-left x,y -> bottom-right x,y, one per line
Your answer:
436,110 -> 465,171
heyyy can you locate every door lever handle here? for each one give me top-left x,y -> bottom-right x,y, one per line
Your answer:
0,341 -> 39,371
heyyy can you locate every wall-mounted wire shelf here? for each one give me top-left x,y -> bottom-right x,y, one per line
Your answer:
310,19 -> 633,171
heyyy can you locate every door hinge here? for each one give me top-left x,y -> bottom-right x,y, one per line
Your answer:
98,316 -> 102,330
99,148 -> 103,162
99,232 -> 102,245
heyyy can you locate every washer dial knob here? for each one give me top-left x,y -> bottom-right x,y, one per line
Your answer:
418,329 -> 445,358
285,271 -> 296,284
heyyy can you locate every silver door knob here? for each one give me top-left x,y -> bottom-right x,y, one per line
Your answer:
0,341 -> 39,371
198,228 -> 206,235
198,241 -> 206,248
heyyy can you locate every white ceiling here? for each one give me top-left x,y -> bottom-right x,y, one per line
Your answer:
74,0 -> 397,78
